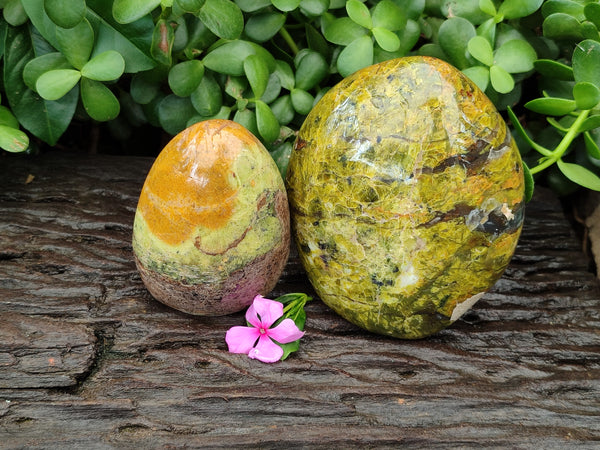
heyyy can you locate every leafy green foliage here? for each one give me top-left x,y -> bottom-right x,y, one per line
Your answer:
0,0 -> 599,196
509,27 -> 600,196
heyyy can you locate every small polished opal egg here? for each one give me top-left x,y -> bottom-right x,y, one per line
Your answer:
133,119 -> 290,316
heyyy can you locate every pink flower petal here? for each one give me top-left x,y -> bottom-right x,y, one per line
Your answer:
225,326 -> 259,354
268,318 -> 305,344
248,335 -> 284,363
245,299 -> 261,328
251,295 -> 284,328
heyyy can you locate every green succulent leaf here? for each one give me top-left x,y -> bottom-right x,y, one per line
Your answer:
131,72 -> 161,104
522,161 -> 535,203
346,0 -> 372,29
172,16 -> 189,53
271,0 -> 301,12
244,54 -> 270,99
23,53 -> 71,91
233,108 -> 258,136
36,69 -> 82,101
204,41 -> 252,76
525,97 -> 577,115
543,13 -> 583,40
299,0 -> 329,17
498,0 -> 543,19
270,140 -> 293,177
244,12 -> 286,42
542,0 -> 584,20
585,2 -> 600,29
235,0 -> 271,11
168,60 -> 205,97
294,50 -> 328,91
275,60 -> 295,90
255,100 -> 280,143
203,40 -> 275,76
579,115 -> 600,133
260,73 -> 281,104
0,125 -> 29,153
190,73 -> 223,116
176,0 -> 206,12
81,51 -> 126,81
372,0 -> 406,31
533,59 -> 574,81
494,39 -> 537,73
55,18 -> 95,69
392,0 -> 424,20
393,18 -> 420,56
573,39 -> 600,88
337,35 -> 373,77
468,36 -> 493,66
573,82 -> 600,110
113,0 -> 161,24
489,64 -> 514,93
478,0 -> 496,17
581,21 -> 600,41
270,95 -> 295,125
225,76 -> 249,100
440,0 -> 488,24
198,0 -> 244,40
151,19 -> 174,66
0,106 -> 20,129
557,158 -> 600,191
584,131 -> 600,159
476,17 -> 496,44
80,78 -> 120,121
261,73 -> 282,105
323,17 -> 369,46
438,17 -> 476,70
3,0 -> 28,26
305,22 -> 330,56
158,94 -> 197,135
44,0 -> 86,28
462,66 -> 489,92
290,88 -> 314,115
181,17 -> 218,55
372,27 -> 400,52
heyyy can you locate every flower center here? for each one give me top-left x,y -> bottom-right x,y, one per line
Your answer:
259,327 -> 267,335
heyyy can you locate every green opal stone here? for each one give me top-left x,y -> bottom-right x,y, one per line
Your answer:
286,56 -> 525,339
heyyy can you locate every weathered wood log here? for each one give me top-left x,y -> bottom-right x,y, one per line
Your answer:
0,153 -> 599,447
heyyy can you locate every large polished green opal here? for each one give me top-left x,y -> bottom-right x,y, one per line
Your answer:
286,56 -> 525,339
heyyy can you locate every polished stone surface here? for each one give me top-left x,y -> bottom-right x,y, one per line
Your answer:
287,56 -> 525,338
133,120 -> 290,315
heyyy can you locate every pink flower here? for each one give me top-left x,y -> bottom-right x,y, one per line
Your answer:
225,295 -> 305,363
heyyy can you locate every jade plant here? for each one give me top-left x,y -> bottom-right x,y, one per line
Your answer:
1,0 -> 600,197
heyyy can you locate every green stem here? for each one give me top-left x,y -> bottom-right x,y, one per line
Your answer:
529,109 -> 591,175
279,26 -> 299,56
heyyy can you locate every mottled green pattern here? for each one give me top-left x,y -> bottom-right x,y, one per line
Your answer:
286,56 -> 525,339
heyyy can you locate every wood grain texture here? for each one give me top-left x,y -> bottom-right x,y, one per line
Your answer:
0,153 -> 599,448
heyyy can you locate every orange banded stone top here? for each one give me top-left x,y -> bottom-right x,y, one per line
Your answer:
137,120 -> 261,246
132,120 -> 288,284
